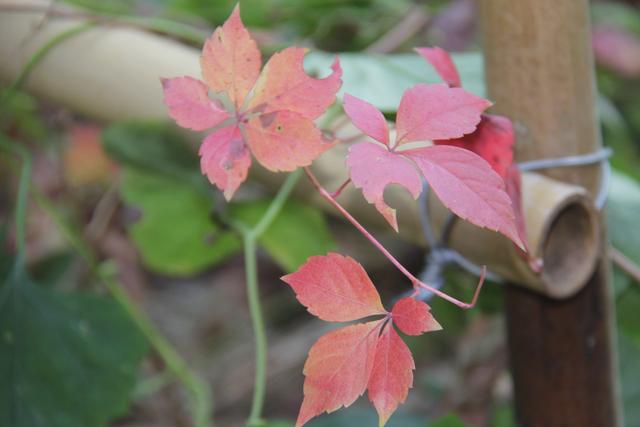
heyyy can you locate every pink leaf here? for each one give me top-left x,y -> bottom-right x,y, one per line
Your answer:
343,93 -> 390,146
161,77 -> 230,131
391,297 -> 441,336
281,253 -> 386,322
249,48 -> 342,119
296,321 -> 384,427
346,143 -> 422,232
435,114 -> 514,179
395,84 -> 491,146
406,145 -> 524,249
199,125 -> 251,200
243,110 -> 334,172
368,325 -> 415,427
200,4 -> 261,108
415,46 -> 461,87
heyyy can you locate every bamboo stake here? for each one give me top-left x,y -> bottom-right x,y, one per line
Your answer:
480,0 -> 621,425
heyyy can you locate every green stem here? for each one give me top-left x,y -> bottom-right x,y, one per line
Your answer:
240,169 -> 302,427
0,137 -> 31,266
33,190 -> 213,427
101,266 -> 212,427
0,23 -> 94,107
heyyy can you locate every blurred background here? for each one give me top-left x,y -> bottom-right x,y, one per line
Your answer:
1,0 -> 640,426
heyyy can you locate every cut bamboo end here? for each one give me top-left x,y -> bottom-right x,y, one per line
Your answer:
427,172 -> 600,299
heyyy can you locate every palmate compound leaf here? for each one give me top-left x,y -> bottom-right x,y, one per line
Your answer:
344,88 -> 524,249
282,254 -> 442,426
162,3 -> 342,199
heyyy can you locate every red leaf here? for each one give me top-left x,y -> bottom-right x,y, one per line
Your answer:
200,4 -> 261,108
164,6 -> 342,199
281,253 -> 386,322
161,77 -> 230,131
244,110 -> 334,172
391,297 -> 441,336
415,46 -> 461,87
406,145 -> 524,249
249,47 -> 342,120
346,143 -> 422,232
395,84 -> 491,146
368,324 -> 415,426
296,321 -> 384,427
343,93 -> 390,146
435,114 -> 514,179
199,125 -> 251,200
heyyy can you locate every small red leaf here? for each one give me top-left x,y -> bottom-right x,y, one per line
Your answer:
346,143 -> 422,231
343,93 -> 390,146
415,46 -> 461,88
368,324 -> 415,427
395,84 -> 491,146
249,47 -> 342,120
199,125 -> 251,200
296,321 -> 384,427
391,297 -> 441,336
406,145 -> 524,249
435,114 -> 514,179
200,4 -> 261,107
161,77 -> 230,131
281,253 -> 387,322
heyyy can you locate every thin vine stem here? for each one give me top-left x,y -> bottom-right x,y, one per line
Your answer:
0,137 -> 31,266
33,190 -> 213,427
101,265 -> 212,427
233,169 -> 302,426
304,167 -> 485,309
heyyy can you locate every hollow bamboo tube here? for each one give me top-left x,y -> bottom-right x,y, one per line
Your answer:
0,1 -> 599,297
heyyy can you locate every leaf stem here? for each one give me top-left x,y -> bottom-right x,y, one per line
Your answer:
101,266 -> 213,427
235,169 -> 301,426
304,167 -> 484,309
0,137 -> 31,266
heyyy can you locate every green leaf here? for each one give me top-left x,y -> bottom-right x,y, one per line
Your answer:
608,170 -> 640,265
305,52 -> 485,112
101,122 -> 204,187
617,284 -> 640,346
0,262 -> 148,427
305,405 -> 424,427
618,332 -> 640,424
229,199 -> 336,273
121,168 -> 241,276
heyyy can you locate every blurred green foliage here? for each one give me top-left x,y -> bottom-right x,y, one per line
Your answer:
0,260 -> 148,427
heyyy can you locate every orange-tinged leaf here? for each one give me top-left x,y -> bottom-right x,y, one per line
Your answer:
343,93 -> 390,146
391,297 -> 441,336
281,253 -> 386,322
296,321 -> 384,427
368,325 -> 414,427
248,47 -> 342,119
415,46 -> 461,88
346,143 -> 422,232
395,84 -> 491,146
243,110 -> 333,172
161,77 -> 230,131
200,4 -> 261,108
199,125 -> 251,200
